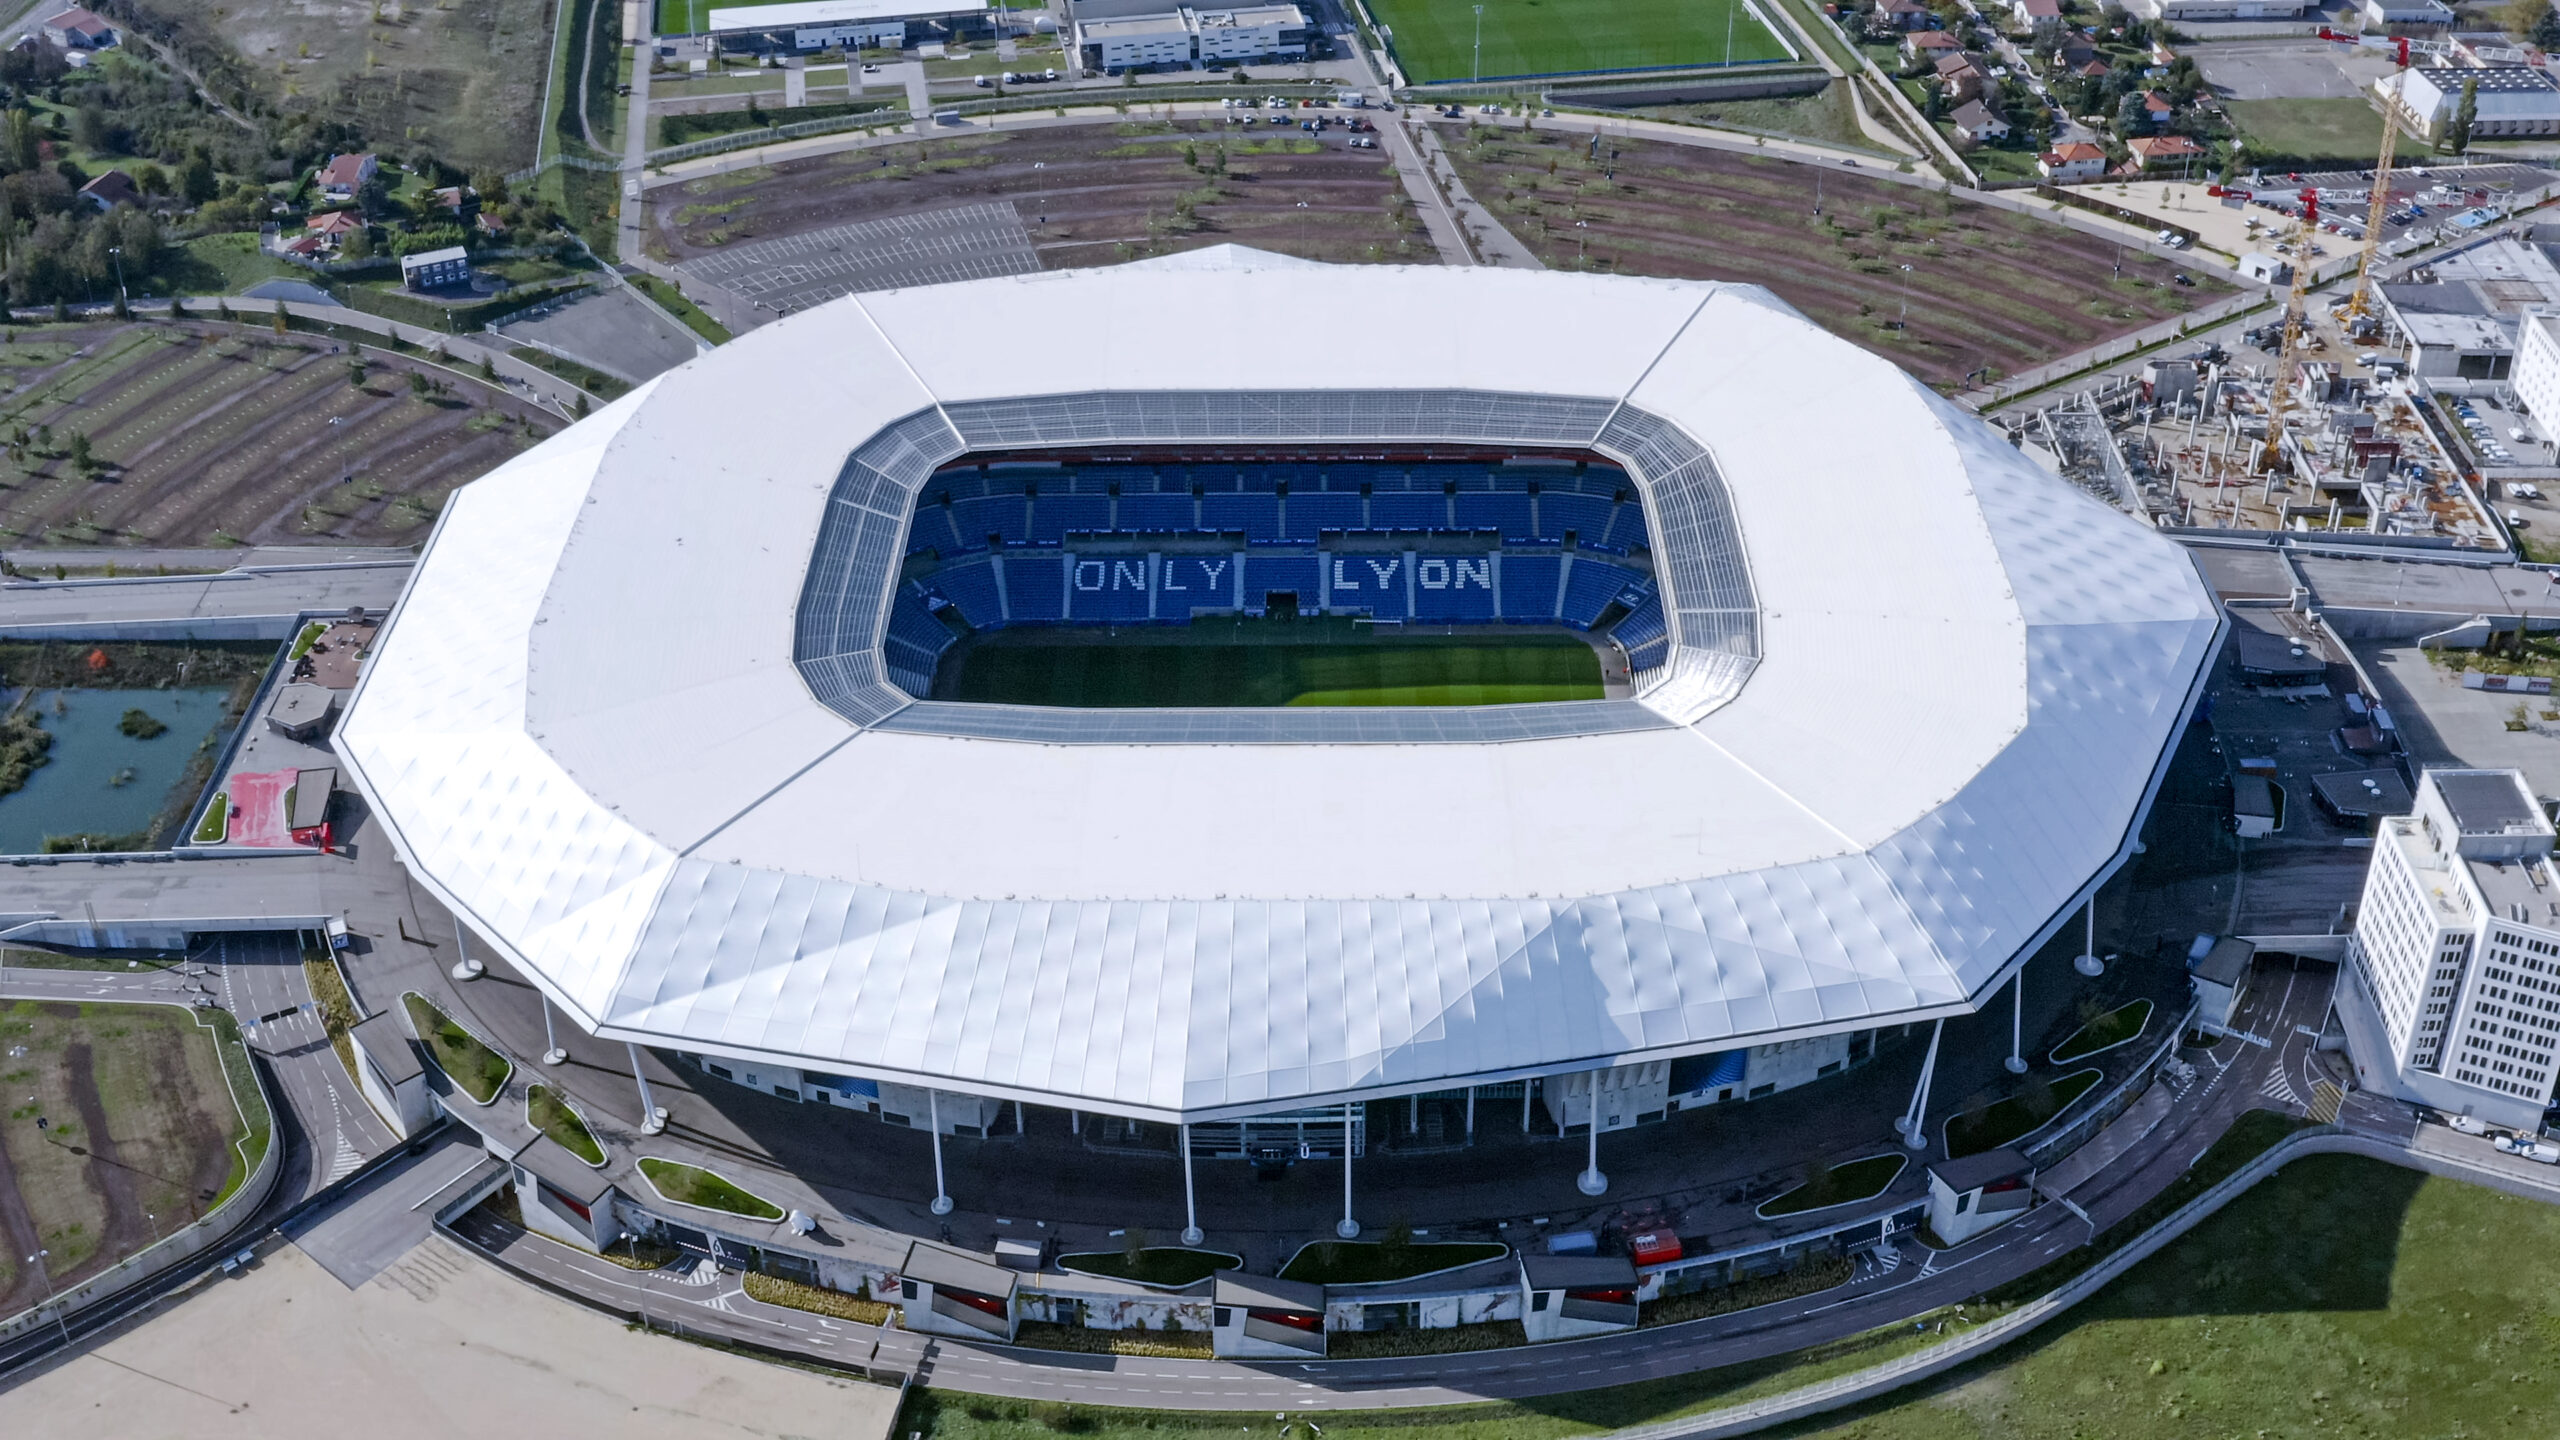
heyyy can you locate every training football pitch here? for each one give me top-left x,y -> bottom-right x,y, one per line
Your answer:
1365,0 -> 1792,84
941,627 -> 1604,707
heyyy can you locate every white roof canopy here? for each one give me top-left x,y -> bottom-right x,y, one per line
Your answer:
337,249 -> 2220,1122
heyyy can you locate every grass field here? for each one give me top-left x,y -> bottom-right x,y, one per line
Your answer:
637,1157 -> 785,1220
1368,0 -> 1791,84
2225,97 -> 2390,166
942,629 -> 1604,707
0,1001 -> 248,1315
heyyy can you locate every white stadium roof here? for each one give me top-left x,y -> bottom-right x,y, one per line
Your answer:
337,248 -> 2222,1123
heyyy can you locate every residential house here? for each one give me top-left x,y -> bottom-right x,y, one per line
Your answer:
75,168 -> 138,211
1951,100 -> 2011,143
400,245 -> 472,292
2037,141 -> 2108,181
2139,89 -> 2175,125
426,185 -> 479,217
1935,50 -> 1987,103
2011,0 -> 2063,24
1903,28 -> 1963,60
39,7 -> 117,49
304,209 -> 364,255
2074,56 -> 2112,79
2126,133 -> 2205,170
1877,0 -> 1935,30
313,152 -> 379,204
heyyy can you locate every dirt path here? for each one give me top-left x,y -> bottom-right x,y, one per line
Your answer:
60,1041 -> 151,1283
0,1122 -> 43,1313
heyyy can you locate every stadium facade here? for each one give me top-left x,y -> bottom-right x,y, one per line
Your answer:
336,248 -> 2221,1158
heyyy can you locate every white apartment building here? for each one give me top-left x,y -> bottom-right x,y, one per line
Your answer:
2516,310 -> 2560,440
2339,768 -> 2560,1130
2381,65 -> 2560,143
1074,2 -> 1304,70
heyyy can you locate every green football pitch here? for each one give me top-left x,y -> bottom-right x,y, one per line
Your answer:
1365,0 -> 1792,84
942,629 -> 1603,707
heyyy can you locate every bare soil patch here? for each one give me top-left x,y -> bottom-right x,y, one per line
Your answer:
0,1001 -> 241,1315
1435,124 -> 2235,390
649,121 -> 1436,270
0,321 -> 559,548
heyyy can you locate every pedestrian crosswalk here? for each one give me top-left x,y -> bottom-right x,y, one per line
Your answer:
326,1135 -> 364,1183
2260,1067 -> 2300,1108
2308,1082 -> 2344,1125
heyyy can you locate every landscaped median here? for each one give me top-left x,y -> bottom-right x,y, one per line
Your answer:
636,1156 -> 784,1221
1058,1246 -> 1239,1288
1944,1068 -> 2101,1159
1756,1153 -> 1908,1219
1277,1237 -> 1507,1286
2052,998 -> 2153,1065
526,1084 -> 605,1166
401,993 -> 511,1104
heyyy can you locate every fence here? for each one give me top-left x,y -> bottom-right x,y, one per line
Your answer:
0,1005 -> 280,1345
2022,1001 -> 2195,1169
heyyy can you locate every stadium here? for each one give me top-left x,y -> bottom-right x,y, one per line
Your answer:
335,247 -> 2221,1221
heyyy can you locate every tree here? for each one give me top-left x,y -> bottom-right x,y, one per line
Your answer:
573,392 -> 590,418
477,353 -> 497,381
272,299 -> 288,336
67,431 -> 91,470
70,103 -> 109,155
2539,2 -> 2560,48
340,225 -> 375,261
181,149 -> 218,205
2449,77 -> 2479,154
2504,0 -> 2550,34
2,110 -> 37,174
347,359 -> 367,389
407,369 -> 430,400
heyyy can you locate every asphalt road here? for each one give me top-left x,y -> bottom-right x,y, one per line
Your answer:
0,563 -> 412,639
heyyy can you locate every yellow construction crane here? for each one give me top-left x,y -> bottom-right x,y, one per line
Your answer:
2261,187 -> 2320,474
2344,99 -> 2399,333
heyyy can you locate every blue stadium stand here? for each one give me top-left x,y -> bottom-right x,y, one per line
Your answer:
1604,501 -> 1651,553
1329,554 -> 1410,620
1117,493 -> 1198,533
1498,553 -> 1563,622
1612,596 -> 1669,671
1412,555 -> 1498,621
1243,554 -> 1324,612
908,503 -> 968,557
1284,492 -> 1364,539
1455,491 -> 1537,542
952,495 -> 1028,548
1202,492 -> 1283,541
1559,557 -> 1643,628
1068,555 -> 1156,622
1535,492 -> 1614,546
1370,492 -> 1451,532
1002,553 -> 1067,623
932,558 -> 1007,629
1030,494 -> 1111,545
885,584 -> 957,690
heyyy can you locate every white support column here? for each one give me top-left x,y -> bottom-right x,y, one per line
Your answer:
541,995 -> 566,1066
1336,1102 -> 1360,1239
1071,1109 -> 1080,1136
928,1090 -> 954,1216
1576,1070 -> 1607,1196
450,918 -> 484,982
1899,1019 -> 1944,1152
2074,898 -> 2104,977
2006,970 -> 2027,1075
1523,1076 -> 1535,1132
1465,1086 -> 1476,1138
1408,1092 -> 1418,1134
628,1043 -> 665,1136
1180,1123 -> 1203,1247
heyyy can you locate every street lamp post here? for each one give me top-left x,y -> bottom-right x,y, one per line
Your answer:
29,1248 -> 68,1345
107,245 -> 126,311
1472,4 -> 1484,82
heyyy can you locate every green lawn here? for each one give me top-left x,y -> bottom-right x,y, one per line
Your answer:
527,1083 -> 605,1165
944,631 -> 1603,708
171,233 -> 313,297
2052,998 -> 2153,1064
629,273 -> 732,345
1059,1248 -> 1242,1287
1757,1153 -> 1907,1218
2226,97 -> 2390,166
1367,0 -> 1791,84
192,792 -> 228,843
402,993 -> 512,1104
1943,1068 -> 2100,1159
1279,1240 -> 1507,1285
637,1156 -> 785,1220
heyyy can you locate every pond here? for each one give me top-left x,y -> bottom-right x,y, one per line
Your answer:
0,687 -> 235,854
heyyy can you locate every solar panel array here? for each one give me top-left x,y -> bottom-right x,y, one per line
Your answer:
793,390 -> 1760,740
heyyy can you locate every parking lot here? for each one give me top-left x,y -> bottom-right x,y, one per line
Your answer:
672,200 -> 1042,318
488,286 -> 706,386
2194,39 -> 2397,102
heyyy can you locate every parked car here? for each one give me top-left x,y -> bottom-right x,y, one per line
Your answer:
2450,1114 -> 2489,1135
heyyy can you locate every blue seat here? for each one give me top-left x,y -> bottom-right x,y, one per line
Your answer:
1614,596 -> 1670,670
1326,552 -> 1409,620
1002,553 -> 1066,622
1067,554 -> 1155,621
885,585 -> 956,689
932,558 -> 1006,629
1117,494 -> 1196,532
1606,501 -> 1651,552
1370,492 -> 1448,532
1536,493 -> 1614,545
907,504 -> 968,557
1031,494 -> 1111,544
1285,492 -> 1364,539
1560,557 -> 1643,629
1243,554 -> 1323,612
1202,493 -> 1282,541
1499,554 -> 1562,622
952,495 -> 1026,547
1413,555 -> 1497,621
1455,491 -> 1536,542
